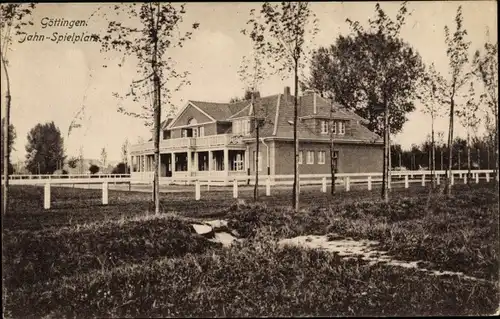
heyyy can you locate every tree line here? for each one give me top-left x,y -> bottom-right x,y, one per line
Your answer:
392,134 -> 496,171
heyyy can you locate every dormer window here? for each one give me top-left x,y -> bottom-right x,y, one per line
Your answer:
320,120 -> 328,134
182,118 -> 201,138
233,118 -> 251,135
338,121 -> 346,135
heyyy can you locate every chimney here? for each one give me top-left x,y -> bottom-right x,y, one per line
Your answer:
284,86 -> 290,98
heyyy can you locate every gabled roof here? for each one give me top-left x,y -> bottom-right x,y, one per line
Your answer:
189,100 -> 249,121
161,118 -> 173,130
162,89 -> 380,143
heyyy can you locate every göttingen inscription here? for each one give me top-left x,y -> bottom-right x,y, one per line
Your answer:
18,17 -> 99,43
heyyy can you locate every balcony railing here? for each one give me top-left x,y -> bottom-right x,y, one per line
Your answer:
130,134 -> 244,154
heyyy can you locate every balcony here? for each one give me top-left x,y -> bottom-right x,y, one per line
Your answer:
130,134 -> 245,154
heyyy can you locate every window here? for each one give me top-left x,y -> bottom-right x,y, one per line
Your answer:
298,151 -> 303,164
233,119 -> 251,135
331,121 -> 336,134
338,121 -> 346,135
318,151 -> 326,164
181,129 -> 189,138
192,127 -> 198,138
233,120 -> 241,134
243,119 -> 251,135
163,130 -> 171,140
306,151 -> 314,164
232,153 -> 244,171
320,120 -> 328,134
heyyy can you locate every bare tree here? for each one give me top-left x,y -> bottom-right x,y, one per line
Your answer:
473,36 -> 498,182
0,3 -> 36,215
457,82 -> 480,183
121,138 -> 130,174
99,3 -> 199,214
238,40 -> 270,201
242,2 -> 318,212
100,147 -> 108,171
78,146 -> 84,175
442,6 -> 471,196
418,63 -> 446,187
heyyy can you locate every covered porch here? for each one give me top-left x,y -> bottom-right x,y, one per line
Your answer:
130,147 -> 248,182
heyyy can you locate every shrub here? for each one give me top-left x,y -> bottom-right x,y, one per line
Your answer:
89,164 -> 99,175
111,162 -> 128,174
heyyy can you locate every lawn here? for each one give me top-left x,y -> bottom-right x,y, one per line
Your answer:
2,182 -> 499,317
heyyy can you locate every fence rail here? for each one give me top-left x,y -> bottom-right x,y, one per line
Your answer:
1,169 -> 496,210
1,170 -> 497,185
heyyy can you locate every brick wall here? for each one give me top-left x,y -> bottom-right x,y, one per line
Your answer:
247,141 -> 271,175
273,140 -> 383,175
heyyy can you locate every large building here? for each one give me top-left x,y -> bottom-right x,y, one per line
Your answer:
130,87 -> 383,183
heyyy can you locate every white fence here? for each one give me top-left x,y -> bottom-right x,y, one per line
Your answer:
1,169 -> 496,209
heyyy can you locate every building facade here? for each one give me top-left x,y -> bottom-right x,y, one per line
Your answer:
129,87 -> 383,182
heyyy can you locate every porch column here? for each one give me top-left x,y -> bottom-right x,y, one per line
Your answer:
193,151 -> 198,172
208,150 -> 213,173
187,149 -> 192,175
244,149 -> 249,171
172,152 -> 177,172
224,148 -> 229,176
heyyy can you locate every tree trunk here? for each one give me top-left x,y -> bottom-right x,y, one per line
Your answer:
330,138 -> 336,195
329,101 -> 336,195
382,105 -> 389,203
431,116 -> 435,188
253,92 -> 259,201
495,103 -> 499,182
292,60 -> 300,212
381,122 -> 387,199
445,96 -> 455,196
152,4 -> 161,215
467,132 -> 471,185
2,54 -> 11,216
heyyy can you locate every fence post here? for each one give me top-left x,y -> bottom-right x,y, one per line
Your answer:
388,174 -> 391,189
475,172 -> 479,184
207,179 -> 210,191
451,173 -> 455,185
321,177 -> 327,193
463,174 -> 467,184
437,173 -> 440,185
367,176 -> 372,191
421,174 -> 425,186
404,175 -> 409,189
345,177 -> 350,192
195,180 -> 201,201
266,177 -> 271,196
486,172 -> 490,182
102,182 -> 108,205
44,182 -> 51,210
233,179 -> 238,199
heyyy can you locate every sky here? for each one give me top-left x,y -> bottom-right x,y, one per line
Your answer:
1,1 -> 497,163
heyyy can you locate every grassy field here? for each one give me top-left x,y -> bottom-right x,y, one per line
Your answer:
2,182 -> 499,317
